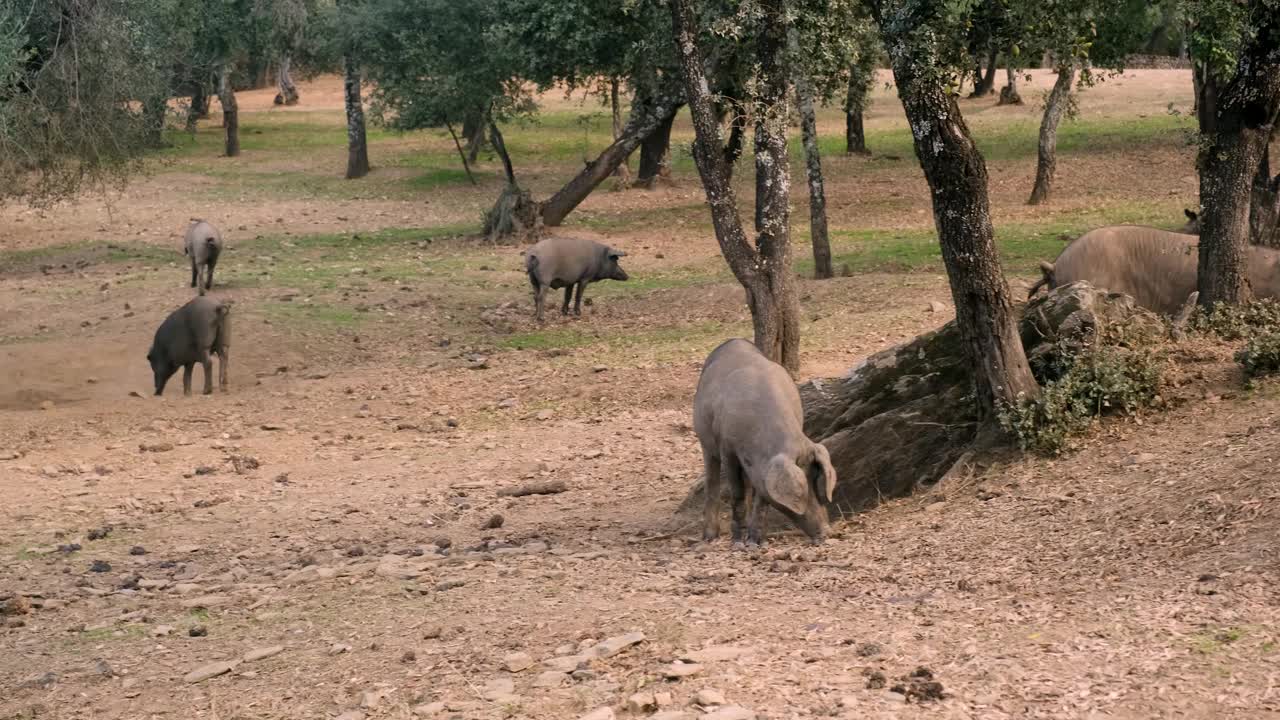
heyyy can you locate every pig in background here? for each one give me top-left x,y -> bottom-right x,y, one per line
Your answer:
524,236 -> 628,322
184,219 -> 224,293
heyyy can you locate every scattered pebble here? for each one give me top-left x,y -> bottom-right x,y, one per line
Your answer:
183,660 -> 239,683
242,645 -> 284,662
88,560 -> 111,573
189,625 -> 208,638
694,689 -> 727,706
503,651 -> 534,672
482,514 -> 505,530
128,545 -> 147,556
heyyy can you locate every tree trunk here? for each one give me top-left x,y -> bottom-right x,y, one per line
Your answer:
1195,15 -> 1280,307
187,82 -> 208,131
878,5 -> 1040,418
723,107 -> 747,174
218,65 -> 240,158
274,54 -> 299,106
998,63 -> 1023,106
464,108 -> 487,165
1250,141 -> 1280,247
970,47 -> 997,97
844,65 -> 872,155
636,109 -> 676,188
670,0 -> 800,373
611,78 -> 632,184
1028,63 -> 1076,205
539,88 -> 683,227
794,54 -> 832,280
343,53 -> 369,180
143,96 -> 168,148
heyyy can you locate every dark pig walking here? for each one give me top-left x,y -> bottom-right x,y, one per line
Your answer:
524,236 -> 628,322
183,219 -> 224,292
693,339 -> 836,547
147,296 -> 231,396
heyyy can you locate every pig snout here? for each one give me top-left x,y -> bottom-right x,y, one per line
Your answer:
612,266 -> 629,282
797,502 -> 830,543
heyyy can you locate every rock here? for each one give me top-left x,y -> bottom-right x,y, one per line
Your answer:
628,692 -> 657,712
543,655 -> 583,673
681,646 -> 748,663
40,400 -> 54,410
703,707 -> 756,720
433,536 -> 453,550
88,560 -> 111,573
445,417 -> 460,428
584,631 -> 645,660
591,365 -> 609,373
503,651 -> 534,672
375,557 -> 421,580
188,626 -> 208,637
242,646 -> 284,663
661,661 -> 704,679
87,526 -> 111,540
482,514 -> 505,530
927,301 -> 947,313
483,677 -> 517,701
531,670 -> 568,688
129,546 -> 147,556
434,580 -> 465,592
535,409 -> 554,421
330,643 -> 352,655
422,625 -> 443,639
183,660 -> 239,683
577,708 -> 615,720
694,689 -> 727,706
925,500 -> 947,513
139,442 -> 174,453
281,566 -> 324,585
151,625 -> 174,637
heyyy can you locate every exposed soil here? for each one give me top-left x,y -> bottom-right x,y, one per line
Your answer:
2,71 -> 1279,720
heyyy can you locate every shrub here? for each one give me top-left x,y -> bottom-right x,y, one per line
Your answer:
1235,330 -> 1280,379
1189,299 -> 1280,340
1000,346 -> 1163,455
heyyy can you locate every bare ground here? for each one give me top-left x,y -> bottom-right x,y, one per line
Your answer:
2,70 -> 1279,720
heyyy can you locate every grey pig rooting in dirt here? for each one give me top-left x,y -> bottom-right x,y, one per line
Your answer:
693,339 -> 836,546
147,296 -> 231,396
524,236 -> 628,322
1027,224 -> 1280,315
183,219 -> 223,292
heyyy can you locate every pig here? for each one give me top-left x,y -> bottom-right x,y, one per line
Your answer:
693,339 -> 836,547
1181,208 -> 1201,235
1027,224 -> 1280,316
524,236 -> 628,322
147,296 -> 231,396
183,219 -> 223,292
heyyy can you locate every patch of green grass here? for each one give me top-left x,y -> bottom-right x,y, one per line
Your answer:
261,301 -> 364,328
501,326 -> 598,351
408,167 -> 495,189
76,624 -> 147,642
1192,627 -> 1246,655
0,240 -> 176,275
187,608 -> 212,622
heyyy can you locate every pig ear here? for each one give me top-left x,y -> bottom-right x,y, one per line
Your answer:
810,442 -> 837,503
764,456 -> 808,515
609,249 -> 627,258
1185,208 -> 1198,221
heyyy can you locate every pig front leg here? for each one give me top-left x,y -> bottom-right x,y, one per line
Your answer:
572,281 -> 585,316
743,478 -> 765,548
217,347 -> 229,391
190,261 -> 199,288
182,363 -> 195,396
724,453 -> 748,548
204,259 -> 217,291
561,286 -> 572,315
199,350 -> 214,395
701,447 -> 722,542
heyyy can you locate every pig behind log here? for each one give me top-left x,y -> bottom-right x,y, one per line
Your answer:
183,219 -> 224,292
147,296 -> 231,396
524,236 -> 628,322
693,338 -> 836,547
1027,224 -> 1280,315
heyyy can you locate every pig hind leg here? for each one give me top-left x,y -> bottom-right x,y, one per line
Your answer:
199,349 -> 214,395
190,259 -> 199,288
561,286 -> 572,315
572,281 -> 585,316
724,453 -> 749,547
529,274 -> 546,323
701,446 -> 722,542
204,258 -> 217,290
182,363 -> 195,396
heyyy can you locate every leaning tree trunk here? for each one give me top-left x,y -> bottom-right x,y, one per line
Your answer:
275,54 -> 299,106
1195,14 -> 1280,308
217,65 -> 240,158
463,108 -> 487,165
723,106 -> 748,176
610,77 -> 632,184
187,82 -> 208,131
636,110 -> 677,188
878,5 -> 1040,418
343,53 -> 369,180
1028,63 -> 1077,205
998,63 -> 1023,105
671,0 -> 800,373
794,58 -> 833,280
539,90 -> 683,227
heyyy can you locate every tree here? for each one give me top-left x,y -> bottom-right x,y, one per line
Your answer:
254,0 -> 315,105
794,49 -> 833,280
870,0 -> 1040,418
998,53 -> 1023,106
671,0 -> 801,372
0,0 -> 185,205
1016,0 -> 1150,204
1187,0 -> 1280,306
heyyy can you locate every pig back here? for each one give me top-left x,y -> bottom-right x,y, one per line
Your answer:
1054,227 -> 1198,315
526,236 -> 602,283
695,339 -> 804,448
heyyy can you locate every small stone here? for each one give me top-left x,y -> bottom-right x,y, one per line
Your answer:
87,526 -> 111,540
531,670 -> 567,688
183,660 -> 239,683
330,643 -> 352,655
628,692 -> 657,712
584,631 -> 645,660
413,702 -> 445,716
855,642 -> 882,657
433,536 -> 452,550
661,661 -> 704,679
682,645 -> 748,663
924,500 -> 947,513
591,365 -> 609,373
535,409 -> 554,421
482,514 -> 505,530
181,594 -> 233,609
40,400 -> 54,410
89,560 -> 111,573
151,625 -> 174,637
401,650 -> 417,663
927,301 -> 946,313
503,651 -> 534,672
242,645 -> 284,662
434,579 -> 465,592
445,417 -> 460,428
703,707 -> 756,720
128,545 -> 147,556
189,625 -> 208,637
422,626 -> 443,639
346,545 -> 366,557
865,670 -> 887,689
694,689 -> 727,706
577,709 -> 615,720
543,655 -> 584,673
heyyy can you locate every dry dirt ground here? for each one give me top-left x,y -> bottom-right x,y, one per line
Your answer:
2,70 -> 1279,720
